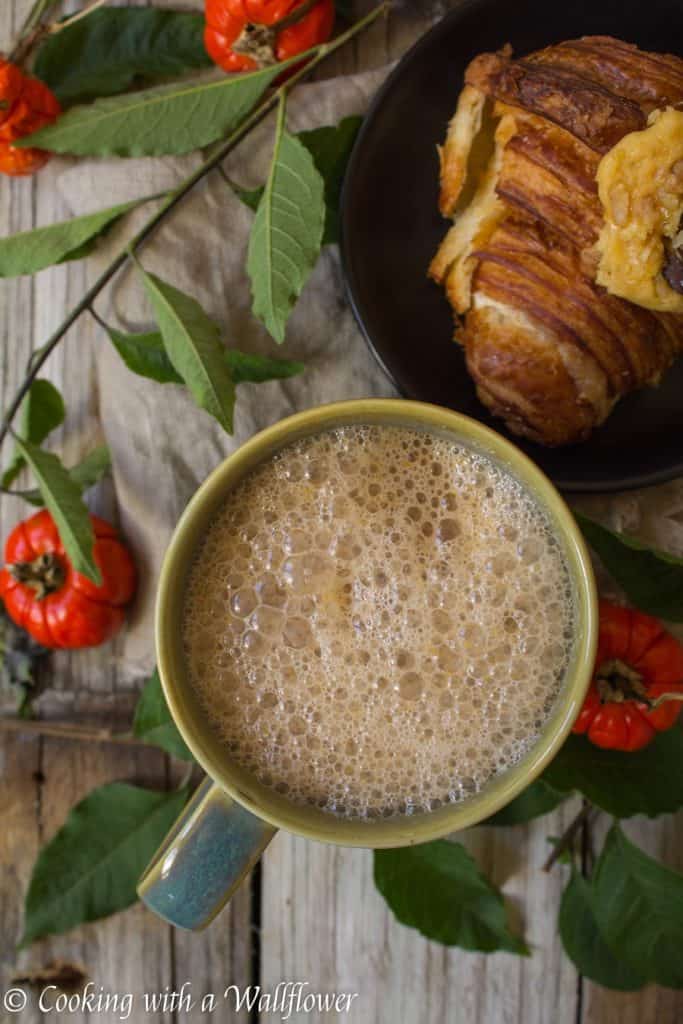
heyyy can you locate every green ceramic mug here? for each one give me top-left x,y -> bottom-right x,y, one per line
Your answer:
138,399 -> 597,930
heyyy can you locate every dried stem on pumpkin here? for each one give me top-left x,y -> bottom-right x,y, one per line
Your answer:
232,0 -> 321,64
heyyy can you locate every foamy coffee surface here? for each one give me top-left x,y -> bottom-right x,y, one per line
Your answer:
183,425 -> 575,819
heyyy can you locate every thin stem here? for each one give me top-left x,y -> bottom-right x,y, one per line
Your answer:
47,0 -> 109,35
0,2 -> 389,453
0,715 -> 147,747
87,305 -> 108,330
273,0 -> 320,32
543,802 -> 596,872
10,0 -> 60,47
8,0 -> 61,63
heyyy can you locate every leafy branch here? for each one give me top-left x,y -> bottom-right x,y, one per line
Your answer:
0,4 -> 387,583
0,4 -> 387,452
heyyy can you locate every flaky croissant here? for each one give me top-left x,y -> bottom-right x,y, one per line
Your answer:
430,36 -> 683,446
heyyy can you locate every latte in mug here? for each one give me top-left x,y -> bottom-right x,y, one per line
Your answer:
183,424 -> 575,819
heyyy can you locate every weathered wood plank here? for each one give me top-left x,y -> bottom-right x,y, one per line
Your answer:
172,885 -> 253,1024
0,734 -> 42,1024
260,802 -> 581,1024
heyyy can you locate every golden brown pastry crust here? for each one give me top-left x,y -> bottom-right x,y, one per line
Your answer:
465,50 -> 645,153
434,35 -> 683,445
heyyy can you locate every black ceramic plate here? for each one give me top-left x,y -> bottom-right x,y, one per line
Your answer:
340,0 -> 683,493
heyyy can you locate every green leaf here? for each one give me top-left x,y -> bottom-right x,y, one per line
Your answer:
592,824 -> 683,988
226,349 -> 305,385
138,268 -> 235,432
19,783 -> 188,946
559,869 -> 647,991
13,438 -> 100,584
19,60 -> 292,158
132,669 -> 194,761
299,116 -> 362,244
231,179 -> 263,213
107,325 -> 304,386
577,513 -> 683,622
34,8 -> 211,105
484,778 -> 567,826
374,841 -> 529,955
107,327 -> 181,384
0,200 -> 143,279
232,116 -> 362,245
247,96 -> 325,343
67,445 -> 112,492
11,445 -> 112,508
2,379 -> 65,488
543,730 -> 683,818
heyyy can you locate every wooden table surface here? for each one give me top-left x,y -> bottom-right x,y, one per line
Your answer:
2,2 -> 683,1022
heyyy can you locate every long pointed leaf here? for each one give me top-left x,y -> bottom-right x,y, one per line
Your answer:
19,60 -> 293,158
67,445 -> 112,492
592,824 -> 683,988
226,349 -> 305,384
543,729 -> 683,818
299,116 -> 362,244
559,869 -> 647,991
138,269 -> 235,432
107,327 -> 181,384
248,96 -> 325,342
13,445 -> 112,507
374,841 -> 528,955
13,438 -> 100,584
484,778 -> 566,826
232,115 -> 362,244
133,669 -> 194,761
34,8 -> 211,105
577,513 -> 683,621
2,379 -> 65,488
0,199 -> 144,278
20,783 -> 188,947
107,324 -> 304,385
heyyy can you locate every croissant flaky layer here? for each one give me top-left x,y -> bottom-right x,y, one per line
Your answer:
432,36 -> 683,445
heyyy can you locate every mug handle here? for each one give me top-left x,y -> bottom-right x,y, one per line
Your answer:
138,777 -> 276,930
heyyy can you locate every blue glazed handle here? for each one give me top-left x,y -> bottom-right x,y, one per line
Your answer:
138,777 -> 276,930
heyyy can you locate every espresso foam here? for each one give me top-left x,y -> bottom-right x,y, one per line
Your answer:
183,425 -> 575,819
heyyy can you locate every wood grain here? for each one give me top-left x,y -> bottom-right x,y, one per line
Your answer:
1,5 -> 252,1022
261,803 -> 581,1024
2,1 -> 683,1022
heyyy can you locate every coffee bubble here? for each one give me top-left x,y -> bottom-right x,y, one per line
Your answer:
183,424 -> 575,820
